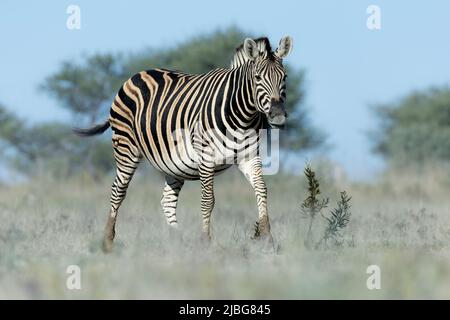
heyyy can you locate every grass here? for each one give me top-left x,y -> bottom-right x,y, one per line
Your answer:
1,165 -> 450,299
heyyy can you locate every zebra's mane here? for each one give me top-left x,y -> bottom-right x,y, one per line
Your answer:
230,37 -> 275,68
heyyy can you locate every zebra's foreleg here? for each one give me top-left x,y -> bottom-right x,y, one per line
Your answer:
161,176 -> 185,227
238,156 -> 273,244
199,160 -> 216,242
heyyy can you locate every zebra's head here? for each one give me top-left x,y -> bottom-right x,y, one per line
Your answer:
241,36 -> 293,129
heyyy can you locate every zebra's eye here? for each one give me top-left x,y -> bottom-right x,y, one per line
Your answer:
255,74 -> 262,81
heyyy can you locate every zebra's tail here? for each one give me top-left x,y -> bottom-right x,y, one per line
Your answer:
73,119 -> 110,137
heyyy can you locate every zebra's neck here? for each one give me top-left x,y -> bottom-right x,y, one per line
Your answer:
222,61 -> 262,129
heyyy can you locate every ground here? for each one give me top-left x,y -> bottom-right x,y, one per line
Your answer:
1,167 -> 449,299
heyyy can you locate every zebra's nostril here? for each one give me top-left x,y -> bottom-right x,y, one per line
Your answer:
269,105 -> 285,117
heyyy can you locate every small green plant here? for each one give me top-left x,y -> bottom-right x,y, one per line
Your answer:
300,164 -> 352,249
318,191 -> 352,248
300,165 -> 330,217
300,164 -> 329,248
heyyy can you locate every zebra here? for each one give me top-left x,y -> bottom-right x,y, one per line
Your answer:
74,36 -> 293,252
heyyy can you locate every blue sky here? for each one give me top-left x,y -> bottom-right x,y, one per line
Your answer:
1,0 -> 450,180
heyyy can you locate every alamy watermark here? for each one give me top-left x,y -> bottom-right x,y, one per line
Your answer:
367,5 -> 381,30
66,5 -> 81,30
66,265 -> 81,290
170,126 -> 280,175
366,265 -> 381,290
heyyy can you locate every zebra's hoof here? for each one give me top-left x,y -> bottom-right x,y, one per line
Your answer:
200,232 -> 211,244
102,238 -> 114,253
168,221 -> 179,229
253,233 -> 275,252
263,235 -> 275,252
167,223 -> 183,243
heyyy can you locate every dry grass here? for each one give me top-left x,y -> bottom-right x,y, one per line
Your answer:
1,165 -> 450,299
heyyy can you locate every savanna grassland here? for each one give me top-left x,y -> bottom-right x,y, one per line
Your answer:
1,165 -> 450,299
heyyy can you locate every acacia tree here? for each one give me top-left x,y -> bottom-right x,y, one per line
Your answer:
41,53 -> 126,126
369,86 -> 450,166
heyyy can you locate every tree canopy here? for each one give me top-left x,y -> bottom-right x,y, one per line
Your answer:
40,53 -> 126,126
370,86 -> 450,165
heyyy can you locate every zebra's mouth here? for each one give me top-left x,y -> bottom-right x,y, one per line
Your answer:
268,122 -> 286,130
267,104 -> 287,129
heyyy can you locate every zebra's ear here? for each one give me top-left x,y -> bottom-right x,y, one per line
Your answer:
243,38 -> 259,61
275,36 -> 293,59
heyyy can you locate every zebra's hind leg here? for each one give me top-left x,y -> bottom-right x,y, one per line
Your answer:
161,176 -> 185,227
238,156 -> 273,246
103,142 -> 141,253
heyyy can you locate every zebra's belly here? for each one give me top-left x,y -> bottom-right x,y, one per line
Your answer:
147,157 -> 232,181
138,129 -> 233,180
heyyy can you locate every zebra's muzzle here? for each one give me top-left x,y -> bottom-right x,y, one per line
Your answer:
267,100 -> 287,129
